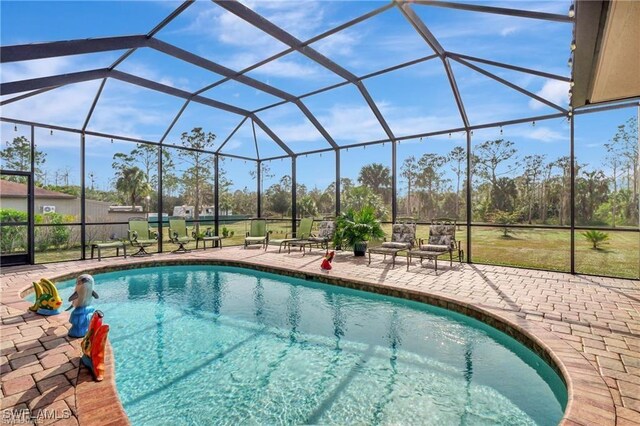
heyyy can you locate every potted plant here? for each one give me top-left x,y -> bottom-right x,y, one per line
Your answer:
333,205 -> 384,256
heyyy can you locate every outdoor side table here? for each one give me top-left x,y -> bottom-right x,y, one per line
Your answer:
90,241 -> 127,261
406,250 -> 448,272
287,239 -> 314,255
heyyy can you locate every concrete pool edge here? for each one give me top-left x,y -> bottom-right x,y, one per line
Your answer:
11,257 -> 615,426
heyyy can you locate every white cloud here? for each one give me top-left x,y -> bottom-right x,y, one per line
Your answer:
252,57 -> 320,79
0,53 -> 118,83
529,80 -> 569,110
316,104 -> 388,143
500,26 -> 518,37
116,60 -> 177,89
1,80 -> 100,128
375,101 -> 463,137
314,30 -> 360,58
515,126 -> 567,143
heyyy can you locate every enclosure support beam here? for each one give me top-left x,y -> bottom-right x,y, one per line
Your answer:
0,87 -> 60,106
451,56 -> 568,113
391,141 -> 397,223
214,154 -> 219,239
29,126 -> 35,265
250,115 -> 294,157
257,160 -> 262,218
412,0 -> 573,23
195,1 -> 392,97
0,35 -> 149,63
335,149 -> 341,218
212,0 -> 395,151
159,100 -> 190,144
0,69 -> 110,96
447,52 -> 571,82
82,78 -> 107,132
397,3 -> 470,128
295,100 -> 338,149
291,156 -> 297,233
215,117 -> 248,154
80,133 -> 86,260
0,69 -> 252,119
157,144 -> 164,254
570,116 -> 575,274
466,130 -> 472,264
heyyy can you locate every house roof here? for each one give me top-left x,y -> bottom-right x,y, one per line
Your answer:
0,179 -> 76,199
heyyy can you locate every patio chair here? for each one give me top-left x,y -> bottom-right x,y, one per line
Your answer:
244,218 -> 268,249
418,218 -> 464,266
127,217 -> 158,257
269,217 -> 314,253
169,217 -> 194,253
367,220 -> 416,268
305,219 -> 336,253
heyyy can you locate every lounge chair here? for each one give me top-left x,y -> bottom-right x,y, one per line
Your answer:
244,218 -> 268,249
269,217 -> 313,253
306,219 -> 336,252
367,221 -> 416,268
127,217 -> 158,257
415,218 -> 464,266
169,217 -> 194,253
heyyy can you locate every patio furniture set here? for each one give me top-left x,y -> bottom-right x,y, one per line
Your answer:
89,216 -> 462,272
89,216 -> 222,260
367,218 -> 463,271
244,217 -> 334,255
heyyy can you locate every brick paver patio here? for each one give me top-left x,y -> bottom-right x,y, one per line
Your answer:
1,247 -> 639,425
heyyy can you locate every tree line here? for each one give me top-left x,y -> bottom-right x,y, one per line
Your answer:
2,118 -> 637,227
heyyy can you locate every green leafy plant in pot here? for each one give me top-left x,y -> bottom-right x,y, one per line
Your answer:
333,205 -> 384,256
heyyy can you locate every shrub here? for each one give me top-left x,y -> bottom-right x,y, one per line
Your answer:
490,210 -> 521,237
0,208 -> 28,253
582,230 -> 609,249
35,212 -> 71,251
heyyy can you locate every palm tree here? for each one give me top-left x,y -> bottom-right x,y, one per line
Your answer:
115,166 -> 152,208
358,163 -> 391,203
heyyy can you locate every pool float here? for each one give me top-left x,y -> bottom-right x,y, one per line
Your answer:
321,251 -> 335,271
67,274 -> 99,338
80,310 -> 109,381
28,278 -> 63,315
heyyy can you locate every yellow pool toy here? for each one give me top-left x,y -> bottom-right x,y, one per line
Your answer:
28,278 -> 63,315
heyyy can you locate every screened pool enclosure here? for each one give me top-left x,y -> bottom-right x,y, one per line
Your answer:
1,0 -> 638,278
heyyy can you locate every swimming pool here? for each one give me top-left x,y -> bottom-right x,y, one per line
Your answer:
49,265 -> 566,425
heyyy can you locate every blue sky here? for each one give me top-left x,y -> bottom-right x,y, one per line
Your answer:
1,0 -> 637,192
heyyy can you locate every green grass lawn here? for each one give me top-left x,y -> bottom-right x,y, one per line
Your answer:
30,222 -> 639,279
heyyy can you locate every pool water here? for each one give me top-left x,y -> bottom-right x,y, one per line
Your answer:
47,265 -> 566,425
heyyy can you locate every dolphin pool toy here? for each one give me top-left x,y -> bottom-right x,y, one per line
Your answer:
80,310 -> 110,381
67,274 -> 99,338
28,278 -> 63,315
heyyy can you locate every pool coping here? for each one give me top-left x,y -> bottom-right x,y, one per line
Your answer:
7,256 -> 615,426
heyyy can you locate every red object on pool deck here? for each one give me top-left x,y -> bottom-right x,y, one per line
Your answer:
81,311 -> 110,381
321,251 -> 335,270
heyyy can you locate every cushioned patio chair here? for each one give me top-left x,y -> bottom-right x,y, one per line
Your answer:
169,217 -> 194,253
418,218 -> 464,266
244,218 -> 268,249
127,217 -> 158,257
367,221 -> 416,268
306,219 -> 336,253
269,217 -> 313,253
